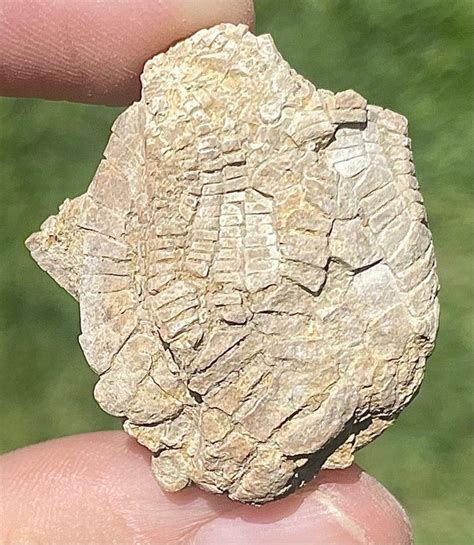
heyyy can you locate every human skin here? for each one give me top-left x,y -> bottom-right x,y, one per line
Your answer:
0,1 -> 413,543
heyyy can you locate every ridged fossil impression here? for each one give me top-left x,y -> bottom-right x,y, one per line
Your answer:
26,24 -> 439,503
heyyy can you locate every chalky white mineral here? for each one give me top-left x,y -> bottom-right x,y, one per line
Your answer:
26,23 -> 439,503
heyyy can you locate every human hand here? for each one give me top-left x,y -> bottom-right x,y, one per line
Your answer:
2,432 -> 412,544
0,2 -> 413,543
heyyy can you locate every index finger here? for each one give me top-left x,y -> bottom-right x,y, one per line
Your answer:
0,0 -> 255,105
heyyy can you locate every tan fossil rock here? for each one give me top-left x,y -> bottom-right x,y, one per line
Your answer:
26,23 -> 439,503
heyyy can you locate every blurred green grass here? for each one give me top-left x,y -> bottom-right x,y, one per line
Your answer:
0,1 -> 472,543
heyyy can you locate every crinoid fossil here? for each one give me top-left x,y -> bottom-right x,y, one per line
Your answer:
26,24 -> 439,503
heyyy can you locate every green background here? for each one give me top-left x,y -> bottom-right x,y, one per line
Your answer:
0,1 -> 472,543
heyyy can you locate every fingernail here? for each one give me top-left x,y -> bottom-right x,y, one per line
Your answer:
316,468 -> 414,545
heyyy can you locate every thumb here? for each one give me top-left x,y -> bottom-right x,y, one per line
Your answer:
1,431 -> 413,545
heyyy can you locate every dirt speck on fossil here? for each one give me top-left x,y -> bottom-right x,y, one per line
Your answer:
26,24 -> 439,503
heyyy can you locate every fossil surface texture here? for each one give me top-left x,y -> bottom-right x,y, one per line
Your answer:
26,23 -> 439,503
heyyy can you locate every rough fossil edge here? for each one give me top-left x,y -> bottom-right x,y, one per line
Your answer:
26,23 -> 440,503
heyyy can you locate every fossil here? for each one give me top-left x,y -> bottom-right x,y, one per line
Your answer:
26,23 -> 439,503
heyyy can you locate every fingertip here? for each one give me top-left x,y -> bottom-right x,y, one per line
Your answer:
0,0 -> 255,105
354,470 -> 414,545
1,433 -> 412,545
193,466 -> 413,545
175,0 -> 255,32
0,431 -> 235,545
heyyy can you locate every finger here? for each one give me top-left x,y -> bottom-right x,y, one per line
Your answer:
0,0 -> 255,105
1,431 -> 412,545
193,463 -> 413,545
